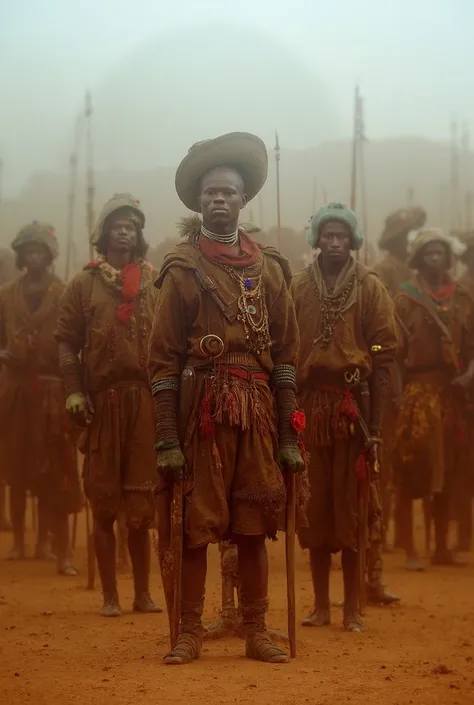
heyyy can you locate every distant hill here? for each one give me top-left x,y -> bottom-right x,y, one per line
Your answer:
0,135 -> 470,276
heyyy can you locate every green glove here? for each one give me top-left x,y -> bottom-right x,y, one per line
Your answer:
278,445 -> 304,473
156,446 -> 186,482
66,392 -> 92,425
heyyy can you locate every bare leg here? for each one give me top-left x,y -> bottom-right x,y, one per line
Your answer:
302,547 -> 331,626
35,500 -> 55,561
432,493 -> 464,566
0,484 -> 11,532
128,525 -> 162,613
116,512 -> 130,571
342,547 -> 365,632
6,486 -> 26,559
53,511 -> 78,576
94,515 -> 122,616
400,494 -> 424,571
237,535 -> 288,664
164,544 -> 207,665
366,541 -> 400,605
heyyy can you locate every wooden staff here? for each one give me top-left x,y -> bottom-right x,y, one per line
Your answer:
350,85 -> 360,214
65,117 -> 82,281
84,91 -> 96,588
274,131 -> 282,251
170,482 -> 183,648
85,91 -> 95,262
285,473 -> 297,658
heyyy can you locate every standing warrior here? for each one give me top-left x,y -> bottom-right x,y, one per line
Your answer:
0,223 -> 80,573
365,207 -> 426,599
149,132 -> 305,665
454,230 -> 474,551
294,203 -> 398,632
394,229 -> 474,568
55,194 -> 162,616
0,247 -> 16,532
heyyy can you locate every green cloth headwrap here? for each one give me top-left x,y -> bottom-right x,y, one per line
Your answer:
307,202 -> 363,251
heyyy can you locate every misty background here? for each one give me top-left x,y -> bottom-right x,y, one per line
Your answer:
0,0 -> 472,269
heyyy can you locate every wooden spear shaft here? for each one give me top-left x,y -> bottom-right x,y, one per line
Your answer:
65,117 -> 82,281
85,91 -> 95,261
275,131 -> 282,251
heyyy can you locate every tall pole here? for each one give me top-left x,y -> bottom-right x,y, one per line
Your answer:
257,195 -> 264,230
358,95 -> 369,265
274,130 -> 282,251
350,85 -> 360,213
406,186 -> 414,207
0,158 -> 3,210
85,91 -> 95,261
450,118 -> 461,232
461,122 -> 471,228
312,176 -> 318,215
65,116 -> 82,281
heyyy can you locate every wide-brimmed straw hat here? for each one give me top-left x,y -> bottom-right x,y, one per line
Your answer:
175,132 -> 268,212
91,193 -> 145,246
379,206 -> 426,249
11,221 -> 59,259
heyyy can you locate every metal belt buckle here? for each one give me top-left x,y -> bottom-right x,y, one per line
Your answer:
199,334 -> 225,359
344,368 -> 361,386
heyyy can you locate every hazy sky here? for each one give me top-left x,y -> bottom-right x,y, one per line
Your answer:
0,0 -> 472,195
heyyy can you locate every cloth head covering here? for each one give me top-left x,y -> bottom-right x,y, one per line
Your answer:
91,193 -> 145,246
307,202 -> 363,250
11,221 -> 59,259
175,132 -> 268,212
407,228 -> 454,269
379,206 -> 426,249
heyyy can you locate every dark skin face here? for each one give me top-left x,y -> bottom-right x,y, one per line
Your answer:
107,218 -> 138,255
199,167 -> 247,235
386,234 -> 408,262
318,221 -> 352,272
21,243 -> 50,274
418,241 -> 449,283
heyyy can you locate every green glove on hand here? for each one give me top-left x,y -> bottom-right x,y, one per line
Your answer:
66,392 -> 92,425
279,445 -> 304,473
157,446 -> 186,482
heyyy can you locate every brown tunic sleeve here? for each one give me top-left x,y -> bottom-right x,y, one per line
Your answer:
148,268 -> 188,384
361,272 -> 398,368
54,273 -> 87,353
268,265 -> 299,369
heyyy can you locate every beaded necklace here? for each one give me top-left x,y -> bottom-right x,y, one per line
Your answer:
223,263 -> 271,355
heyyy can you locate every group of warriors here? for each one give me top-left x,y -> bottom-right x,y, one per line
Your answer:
0,131 -> 473,665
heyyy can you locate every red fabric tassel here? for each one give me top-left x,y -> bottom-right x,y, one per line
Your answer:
355,450 -> 368,481
337,390 -> 359,422
291,410 -> 306,433
116,301 -> 136,322
199,394 -> 215,438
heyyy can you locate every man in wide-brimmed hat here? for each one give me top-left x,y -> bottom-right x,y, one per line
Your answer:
293,202 -> 398,632
149,132 -> 306,664
0,222 -> 81,573
55,194 -> 162,617
394,228 -> 474,569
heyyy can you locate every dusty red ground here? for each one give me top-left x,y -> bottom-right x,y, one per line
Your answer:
1,506 -> 473,705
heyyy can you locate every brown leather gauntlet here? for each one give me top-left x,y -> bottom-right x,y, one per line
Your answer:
272,364 -> 299,446
152,379 -> 180,450
369,363 -> 391,437
59,352 -> 84,397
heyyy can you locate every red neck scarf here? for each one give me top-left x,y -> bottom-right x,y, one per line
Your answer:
116,263 -> 142,321
428,278 -> 456,302
198,231 -> 261,268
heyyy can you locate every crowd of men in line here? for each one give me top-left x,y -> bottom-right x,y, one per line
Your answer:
0,131 -> 472,665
